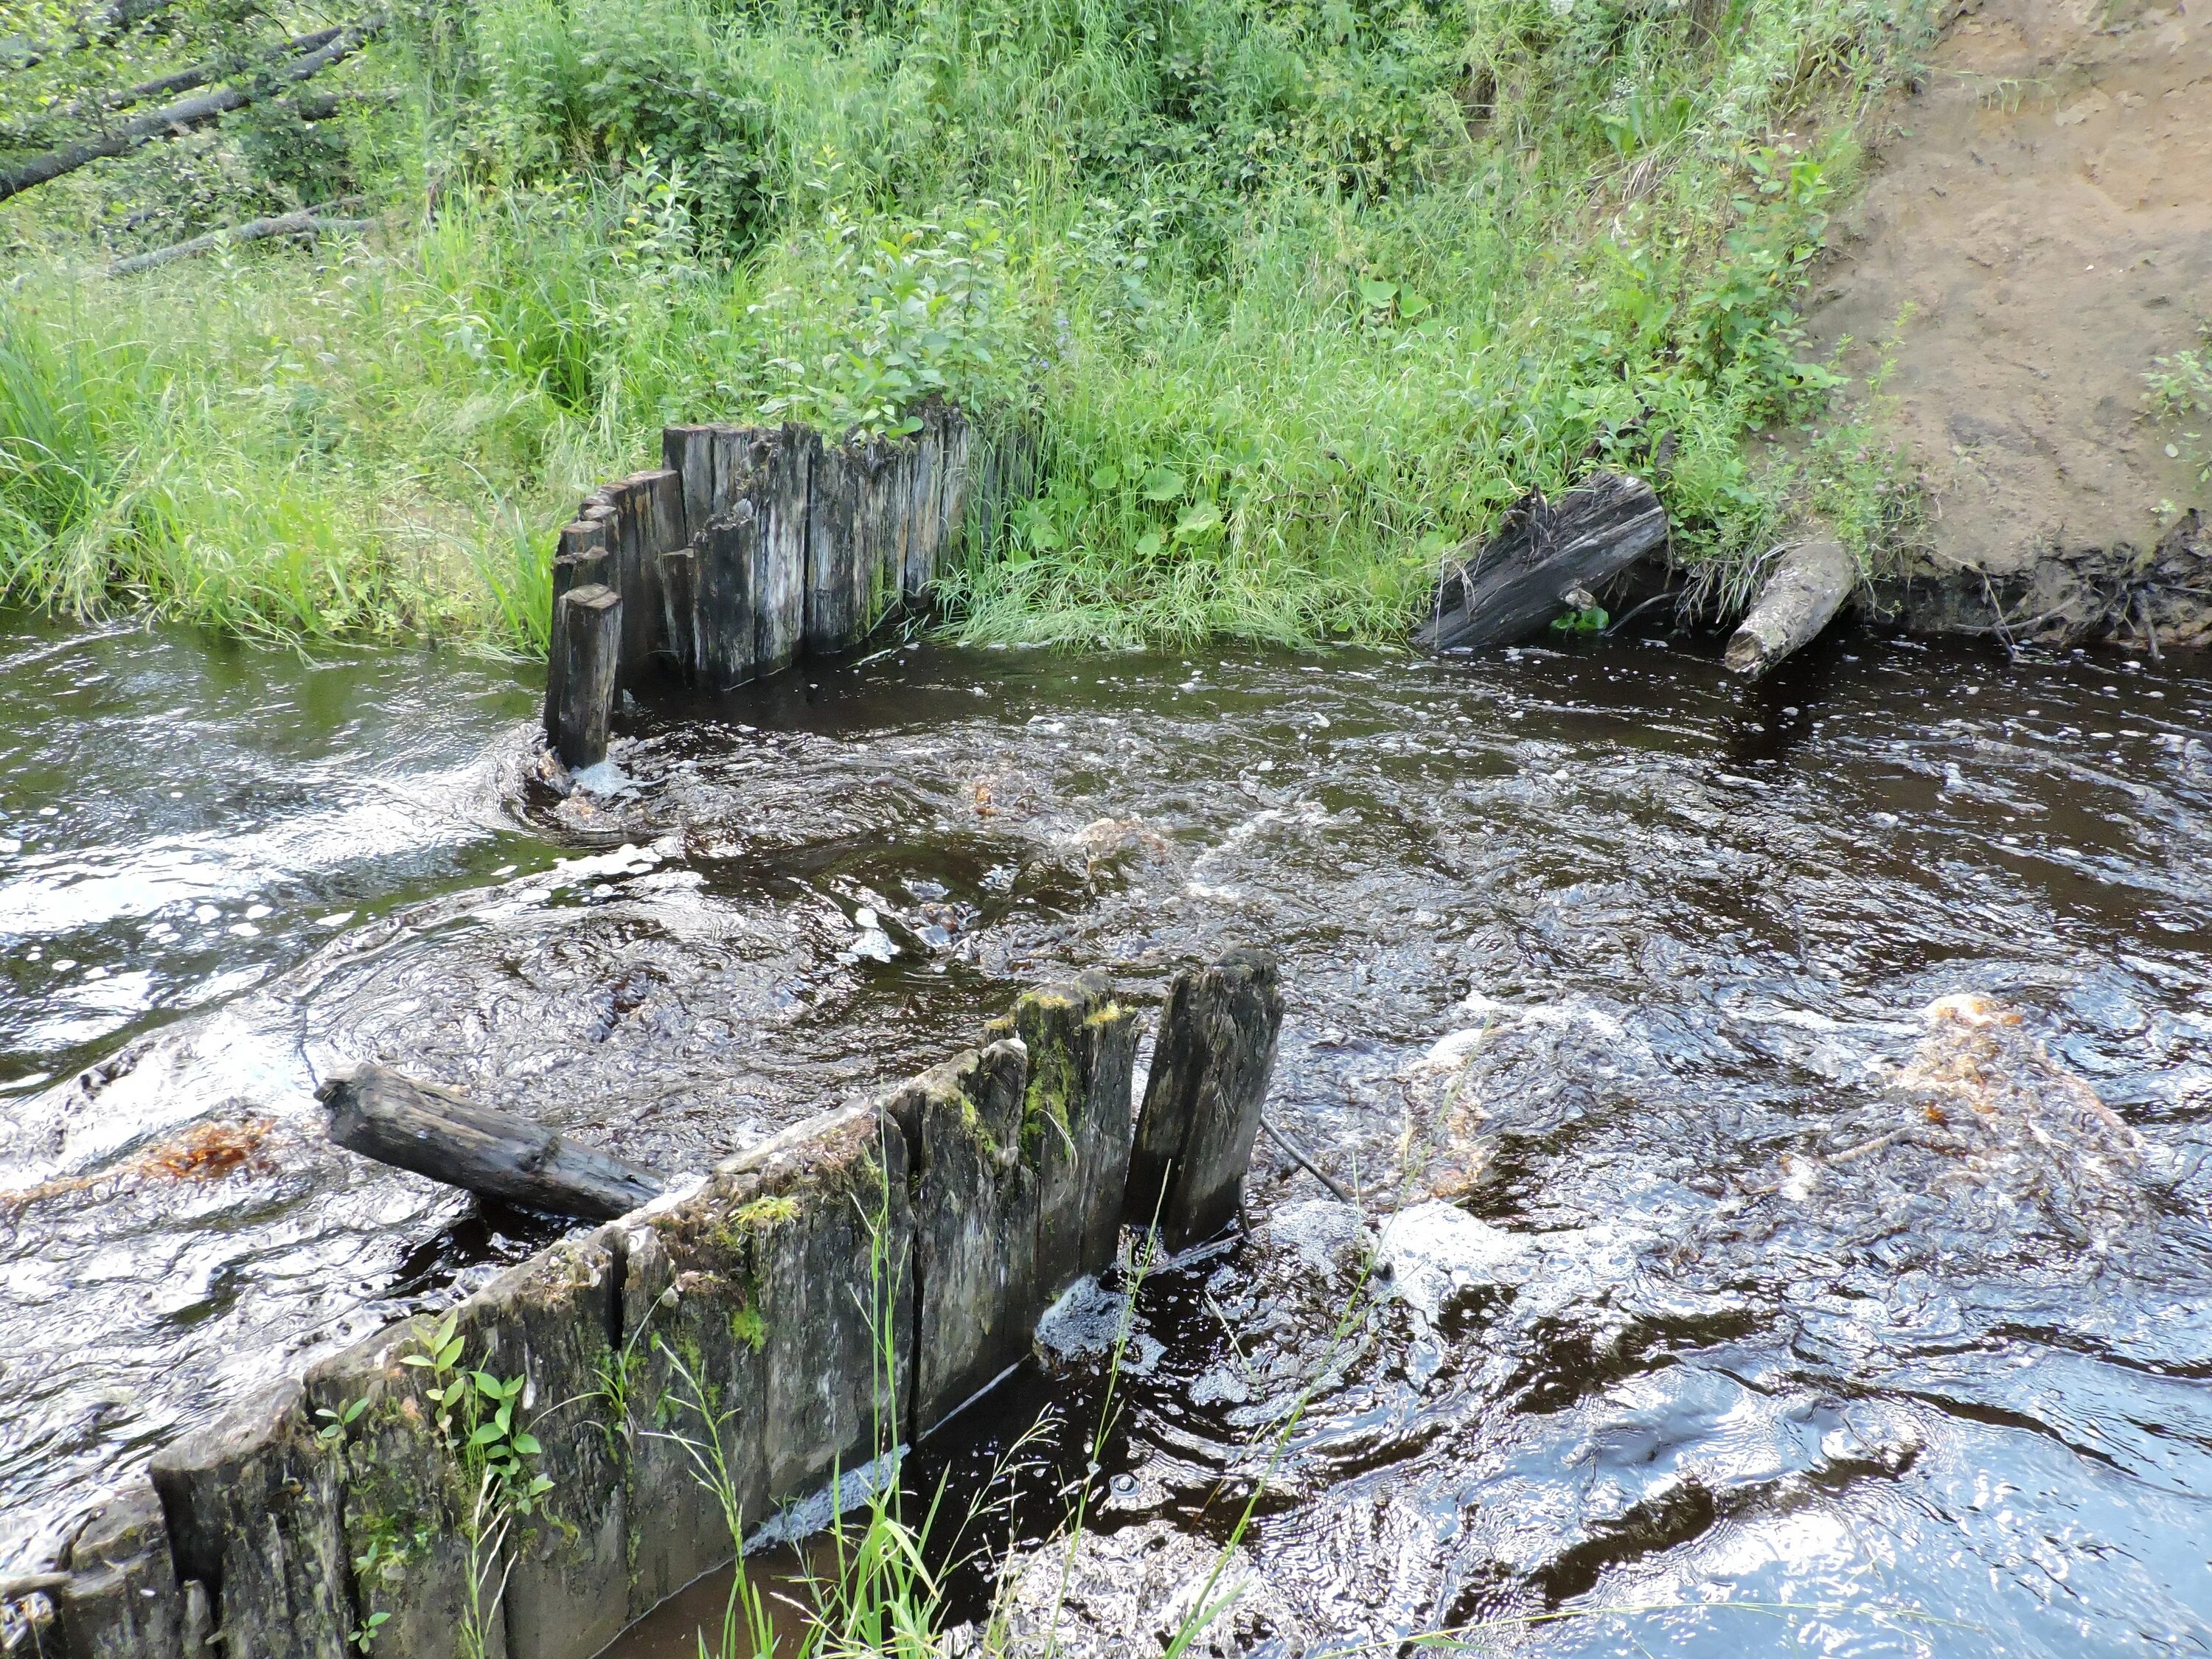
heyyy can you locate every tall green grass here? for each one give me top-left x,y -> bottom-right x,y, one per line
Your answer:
0,0 -> 1935,649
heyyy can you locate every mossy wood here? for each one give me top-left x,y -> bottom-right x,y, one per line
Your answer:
1413,472 -> 1671,655
47,958 -> 1277,1659
147,1380 -> 350,1659
48,1485 -> 189,1659
1127,945 -> 1286,1250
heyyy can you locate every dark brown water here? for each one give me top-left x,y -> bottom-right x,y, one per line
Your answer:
4,613 -> 2210,1655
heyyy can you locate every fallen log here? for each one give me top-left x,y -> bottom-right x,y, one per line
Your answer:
108,206 -> 372,277
1413,471 -> 1670,654
318,1064 -> 667,1221
0,15 -> 386,204
1723,537 -> 1857,678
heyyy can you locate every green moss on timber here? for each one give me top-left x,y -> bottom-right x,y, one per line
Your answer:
1021,1037 -> 1079,1153
1084,1001 -> 1126,1029
734,1194 -> 800,1230
729,1305 -> 766,1352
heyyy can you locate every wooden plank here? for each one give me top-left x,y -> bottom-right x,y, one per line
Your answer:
804,439 -> 857,654
693,508 -> 759,692
1413,471 -> 1669,654
552,583 -> 620,770
318,1063 -> 667,1221
757,424 -> 814,675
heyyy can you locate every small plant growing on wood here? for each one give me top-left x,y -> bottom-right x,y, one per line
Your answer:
403,1312 -> 554,1514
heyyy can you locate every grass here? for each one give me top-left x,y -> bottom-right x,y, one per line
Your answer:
0,0 -> 1937,651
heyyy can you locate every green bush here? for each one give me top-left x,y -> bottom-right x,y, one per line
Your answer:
0,0 -> 1937,647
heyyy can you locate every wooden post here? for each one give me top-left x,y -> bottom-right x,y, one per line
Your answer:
636,469 -> 684,673
905,404 -> 944,599
805,439 -> 858,655
318,1065 -> 667,1221
664,425 -> 716,545
849,437 -> 898,644
938,408 -> 971,565
543,519 -> 611,740
758,424 -> 814,675
552,583 -> 620,770
693,508 -> 760,692
659,545 -> 698,684
1124,945 -> 1285,1250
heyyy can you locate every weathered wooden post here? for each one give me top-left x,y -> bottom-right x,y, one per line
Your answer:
804,440 -> 858,655
658,544 -> 698,683
542,520 -> 612,741
552,583 -> 620,771
692,508 -> 760,692
664,424 -> 717,543
44,1485 -> 191,1659
1125,945 -> 1285,1250
148,1382 -> 352,1659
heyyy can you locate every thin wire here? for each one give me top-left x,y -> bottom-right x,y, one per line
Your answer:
1259,1115 -> 1352,1204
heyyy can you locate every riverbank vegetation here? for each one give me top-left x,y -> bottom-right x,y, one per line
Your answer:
1,0 -> 1934,650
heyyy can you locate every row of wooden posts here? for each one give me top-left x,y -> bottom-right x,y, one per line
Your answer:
26,950 -> 1285,1659
545,403 -> 1038,769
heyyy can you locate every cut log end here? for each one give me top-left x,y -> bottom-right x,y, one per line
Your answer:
1724,538 -> 1858,679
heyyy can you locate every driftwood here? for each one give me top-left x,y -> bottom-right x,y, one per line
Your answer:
1724,537 -> 1857,678
318,1064 -> 667,1221
1414,472 -> 1669,654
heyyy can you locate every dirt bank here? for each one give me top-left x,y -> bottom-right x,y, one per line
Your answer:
1804,0 -> 2212,647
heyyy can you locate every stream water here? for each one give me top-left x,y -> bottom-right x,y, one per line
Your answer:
2,611 -> 2209,1655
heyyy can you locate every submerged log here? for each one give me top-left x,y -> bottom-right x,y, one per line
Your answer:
1414,472 -> 1669,654
318,1064 -> 667,1221
1723,537 -> 1857,678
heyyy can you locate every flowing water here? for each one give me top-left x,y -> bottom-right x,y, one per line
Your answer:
3,611 -> 2210,1655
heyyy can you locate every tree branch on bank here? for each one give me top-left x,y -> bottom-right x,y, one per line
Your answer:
108,200 -> 372,274
25,25 -> 347,132
0,13 -> 384,204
